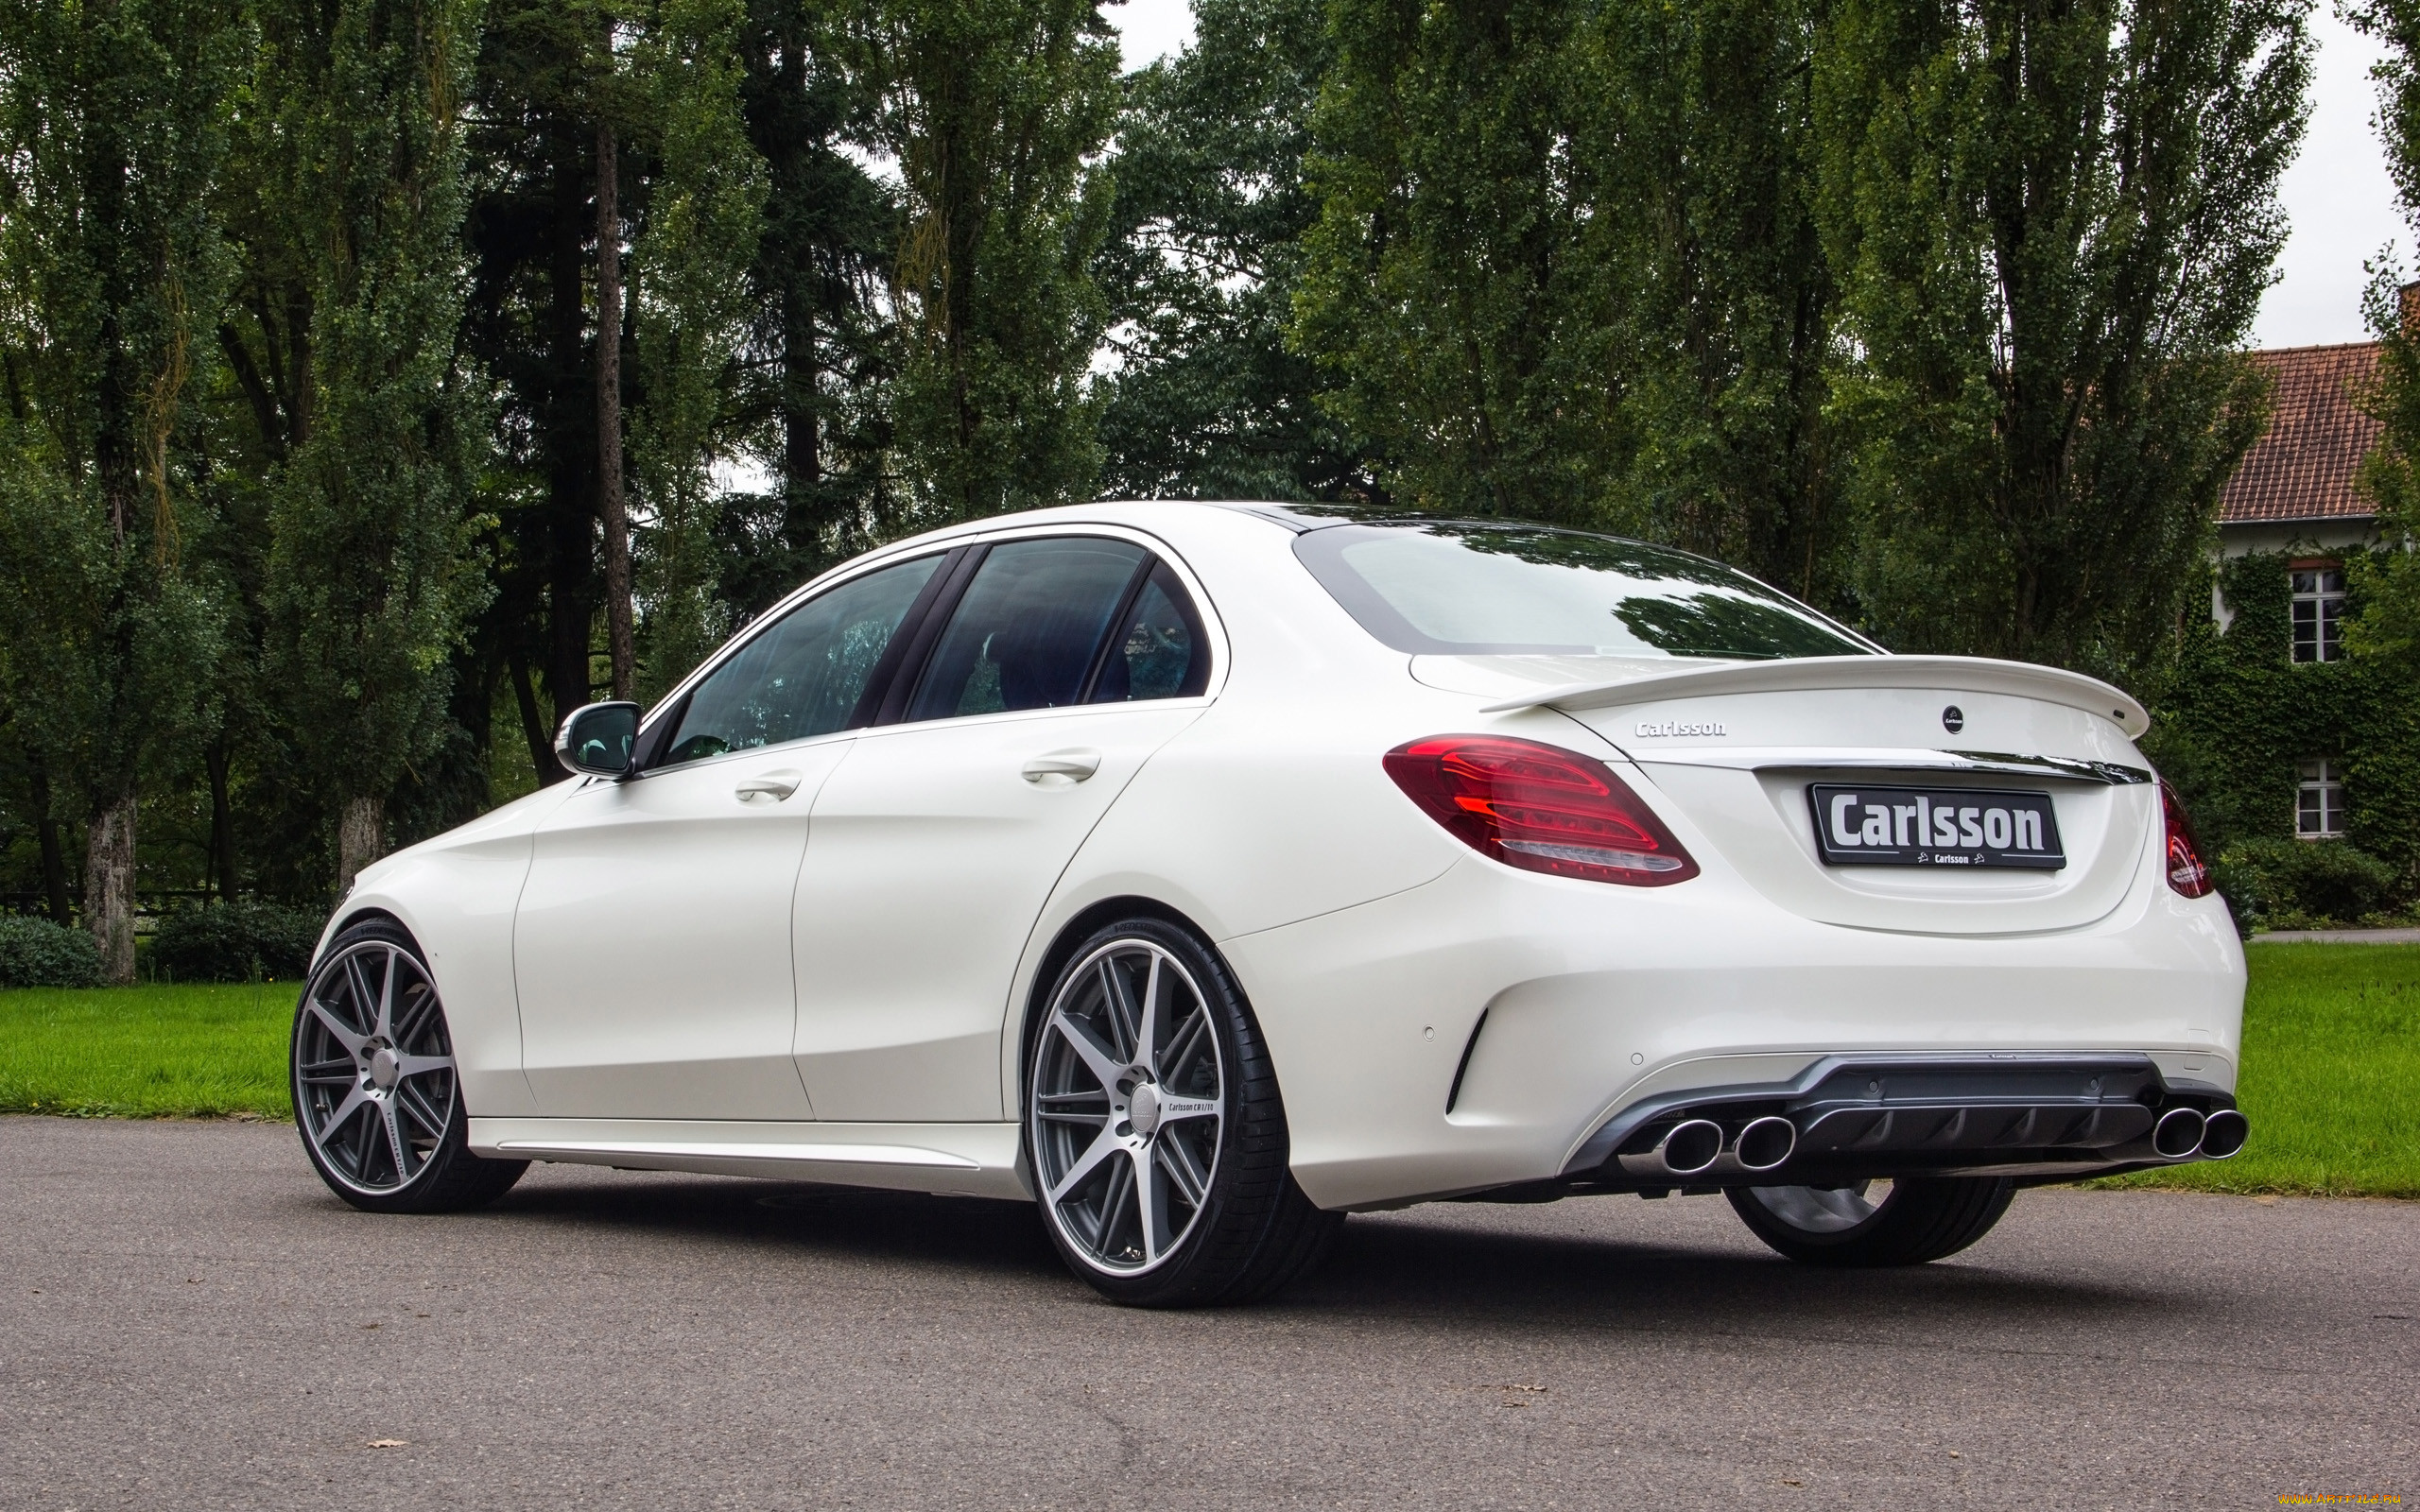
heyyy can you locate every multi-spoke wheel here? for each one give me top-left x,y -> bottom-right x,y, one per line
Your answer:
1032,938 -> 1225,1274
1026,918 -> 1340,1307
1727,1177 -> 2015,1267
291,919 -> 526,1213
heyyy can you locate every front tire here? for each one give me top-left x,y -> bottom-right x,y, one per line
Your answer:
1024,918 -> 1340,1307
292,919 -> 527,1214
1726,1177 -> 2014,1266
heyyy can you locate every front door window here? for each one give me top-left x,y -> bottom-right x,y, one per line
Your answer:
657,553 -> 942,765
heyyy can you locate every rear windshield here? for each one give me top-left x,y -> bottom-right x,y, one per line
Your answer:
1294,522 -> 1875,661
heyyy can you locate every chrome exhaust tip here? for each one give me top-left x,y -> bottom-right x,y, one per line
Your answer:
1659,1119 -> 1723,1175
1735,1115 -> 1798,1172
2198,1108 -> 2249,1160
1618,1117 -> 1726,1178
2152,1106 -> 2206,1160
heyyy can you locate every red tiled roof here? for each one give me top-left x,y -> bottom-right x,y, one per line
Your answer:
2219,342 -> 2383,524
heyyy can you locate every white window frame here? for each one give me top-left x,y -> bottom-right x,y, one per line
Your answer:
2296,759 -> 2344,838
2290,564 -> 2345,663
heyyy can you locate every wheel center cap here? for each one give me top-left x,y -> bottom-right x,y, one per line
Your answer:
1128,1080 -> 1162,1137
368,1047 -> 401,1091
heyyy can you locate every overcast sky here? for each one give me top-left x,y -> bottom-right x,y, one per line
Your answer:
1107,0 -> 2405,352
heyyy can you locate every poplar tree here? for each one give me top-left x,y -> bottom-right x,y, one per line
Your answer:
1294,0 -> 1616,523
1573,0 -> 1843,601
2346,0 -> 2420,668
0,0 -> 233,979
723,0 -> 901,611
260,0 -> 489,895
1816,0 -> 2310,671
628,0 -> 768,695
862,0 -> 1121,521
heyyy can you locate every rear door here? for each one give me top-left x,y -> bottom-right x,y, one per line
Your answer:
790,535 -> 1215,1122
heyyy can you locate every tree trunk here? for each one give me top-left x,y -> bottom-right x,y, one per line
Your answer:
337,794 -> 384,898
596,116 -> 633,702
509,649 -> 566,785
545,128 -> 599,734
85,794 -> 136,985
30,764 -> 73,926
203,736 -> 237,900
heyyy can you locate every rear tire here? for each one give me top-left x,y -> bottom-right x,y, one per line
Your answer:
292,919 -> 527,1214
1024,917 -> 1341,1307
1726,1177 -> 2014,1266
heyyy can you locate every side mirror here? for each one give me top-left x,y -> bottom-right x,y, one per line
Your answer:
555,701 -> 640,778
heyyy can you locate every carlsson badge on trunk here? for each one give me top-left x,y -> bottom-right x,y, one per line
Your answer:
1942,705 -> 1964,733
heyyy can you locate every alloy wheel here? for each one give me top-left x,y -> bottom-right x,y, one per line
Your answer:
1029,939 -> 1225,1275
294,939 -> 458,1194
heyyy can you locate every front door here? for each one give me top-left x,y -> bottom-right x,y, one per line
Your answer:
792,536 -> 1216,1122
512,551 -> 946,1119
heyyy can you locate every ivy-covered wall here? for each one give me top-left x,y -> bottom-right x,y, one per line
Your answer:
2145,550 -> 2420,896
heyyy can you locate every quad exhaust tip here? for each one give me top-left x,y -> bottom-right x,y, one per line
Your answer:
1735,1115 -> 1798,1172
2199,1108 -> 2249,1160
2152,1106 -> 2206,1160
1660,1119 -> 1724,1175
1618,1116 -> 1789,1179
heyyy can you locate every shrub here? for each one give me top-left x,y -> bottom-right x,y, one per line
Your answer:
0,914 -> 103,988
2214,838 -> 2402,932
150,900 -> 324,983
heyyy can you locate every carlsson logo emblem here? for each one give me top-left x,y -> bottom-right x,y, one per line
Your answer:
1942,705 -> 1964,734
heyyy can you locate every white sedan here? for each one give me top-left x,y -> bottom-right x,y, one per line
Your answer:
293,502 -> 2248,1305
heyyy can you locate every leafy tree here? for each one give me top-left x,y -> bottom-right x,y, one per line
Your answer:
1815,0 -> 2310,672
1291,0 -> 1843,582
859,0 -> 1122,522
464,0 -> 616,781
721,0 -> 902,615
2347,0 -> 2420,669
1295,0 -> 1617,523
627,0 -> 768,696
257,0 -> 492,894
1572,0 -> 1844,601
0,0 -> 235,979
1094,0 -> 1363,501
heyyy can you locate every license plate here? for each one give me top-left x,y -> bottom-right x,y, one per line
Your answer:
1806,784 -> 2065,869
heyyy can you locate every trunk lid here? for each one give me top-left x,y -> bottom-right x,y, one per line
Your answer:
1425,653 -> 2158,936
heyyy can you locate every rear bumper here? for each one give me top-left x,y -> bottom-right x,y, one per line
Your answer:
1223,850 -> 2245,1211
1563,1052 -> 2242,1190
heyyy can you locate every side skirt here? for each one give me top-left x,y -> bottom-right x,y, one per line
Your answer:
467,1117 -> 1031,1201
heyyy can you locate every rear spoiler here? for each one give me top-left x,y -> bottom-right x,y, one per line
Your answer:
1478,655 -> 2150,739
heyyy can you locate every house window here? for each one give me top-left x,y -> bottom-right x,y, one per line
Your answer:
2290,564 -> 2344,662
2297,760 -> 2344,838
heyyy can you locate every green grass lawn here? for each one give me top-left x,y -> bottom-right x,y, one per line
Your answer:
1,945 -> 2414,1196
0,979 -> 300,1119
2096,942 -> 2420,1198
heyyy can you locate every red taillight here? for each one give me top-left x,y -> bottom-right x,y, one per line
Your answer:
2162,781 -> 2214,898
1384,735 -> 1700,886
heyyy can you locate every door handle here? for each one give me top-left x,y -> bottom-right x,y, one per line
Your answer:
1021,749 -> 1101,783
735,769 -> 804,802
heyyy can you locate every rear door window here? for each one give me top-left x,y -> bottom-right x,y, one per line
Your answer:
904,537 -> 1209,721
1088,560 -> 1210,702
906,538 -> 1143,720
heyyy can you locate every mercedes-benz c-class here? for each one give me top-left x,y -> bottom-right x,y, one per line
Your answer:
292,502 -> 2247,1305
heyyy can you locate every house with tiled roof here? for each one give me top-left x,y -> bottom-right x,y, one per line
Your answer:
2176,337 -> 2414,894
2218,342 -> 2383,558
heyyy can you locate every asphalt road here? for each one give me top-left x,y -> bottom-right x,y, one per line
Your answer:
2,1117 -> 2412,1511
